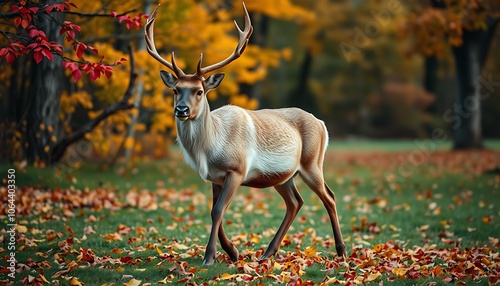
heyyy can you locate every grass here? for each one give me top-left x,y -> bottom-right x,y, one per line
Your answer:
1,140 -> 499,285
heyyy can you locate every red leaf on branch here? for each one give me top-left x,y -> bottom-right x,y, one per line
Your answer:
117,15 -> 129,23
73,42 -> 87,59
72,69 -> 82,82
88,45 -> 98,55
33,51 -> 43,64
21,19 -> 29,29
14,17 -> 22,27
41,48 -> 53,61
6,52 -> 16,64
51,42 -> 63,55
89,69 -> 99,81
62,62 -> 82,82
116,57 -> 127,65
67,0 -> 77,9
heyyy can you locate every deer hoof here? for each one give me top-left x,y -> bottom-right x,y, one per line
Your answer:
336,245 -> 348,259
202,257 -> 215,266
229,246 -> 239,262
258,251 -> 274,261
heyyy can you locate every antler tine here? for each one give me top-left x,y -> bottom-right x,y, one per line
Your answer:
196,53 -> 204,77
144,4 -> 185,76
199,2 -> 253,75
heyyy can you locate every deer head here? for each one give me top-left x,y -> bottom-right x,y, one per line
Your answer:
144,3 -> 253,121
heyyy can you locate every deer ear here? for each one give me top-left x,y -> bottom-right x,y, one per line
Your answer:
160,70 -> 177,88
205,73 -> 225,90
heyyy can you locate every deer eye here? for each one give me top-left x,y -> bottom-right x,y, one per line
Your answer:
196,90 -> 203,96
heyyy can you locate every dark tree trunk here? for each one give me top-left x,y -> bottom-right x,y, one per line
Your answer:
238,13 -> 269,102
25,0 -> 64,164
423,56 -> 438,113
450,18 -> 498,149
289,48 -> 317,113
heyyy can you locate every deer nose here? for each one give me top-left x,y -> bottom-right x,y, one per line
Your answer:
174,105 -> 190,118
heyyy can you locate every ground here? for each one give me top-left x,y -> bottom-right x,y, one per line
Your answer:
1,140 -> 499,285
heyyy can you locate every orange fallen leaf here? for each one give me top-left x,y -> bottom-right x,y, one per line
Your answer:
393,267 -> 407,277
124,278 -> 141,286
69,277 -> 84,286
220,273 -> 237,280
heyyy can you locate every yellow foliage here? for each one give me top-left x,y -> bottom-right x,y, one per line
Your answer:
245,0 -> 314,22
124,137 -> 134,149
58,0 -> 302,160
229,94 -> 259,110
59,90 -> 93,121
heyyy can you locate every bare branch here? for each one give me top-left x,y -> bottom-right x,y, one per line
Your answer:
0,7 -> 138,19
50,44 -> 138,163
65,8 -> 138,18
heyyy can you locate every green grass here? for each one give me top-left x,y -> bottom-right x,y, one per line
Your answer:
1,140 -> 499,285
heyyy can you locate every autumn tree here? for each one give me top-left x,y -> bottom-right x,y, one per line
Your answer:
0,0 -> 145,164
276,0 -> 430,136
1,0 -> 293,165
405,0 -> 500,149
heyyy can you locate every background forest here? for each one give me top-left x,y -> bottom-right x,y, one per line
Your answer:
1,0 -> 499,165
1,2 -> 500,284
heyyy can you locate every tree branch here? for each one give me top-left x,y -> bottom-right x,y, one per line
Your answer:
0,7 -> 138,19
49,44 -> 138,164
65,8 -> 138,18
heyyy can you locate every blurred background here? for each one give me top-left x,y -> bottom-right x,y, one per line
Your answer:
1,0 -> 499,166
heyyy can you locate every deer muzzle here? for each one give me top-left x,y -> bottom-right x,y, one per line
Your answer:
174,105 -> 190,120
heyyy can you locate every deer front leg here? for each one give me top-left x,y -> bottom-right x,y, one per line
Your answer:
211,183 -> 239,262
203,172 -> 242,266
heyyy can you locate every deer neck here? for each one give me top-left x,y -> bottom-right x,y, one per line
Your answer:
175,99 -> 220,180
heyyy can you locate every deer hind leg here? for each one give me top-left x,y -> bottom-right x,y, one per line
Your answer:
300,169 -> 347,258
260,178 -> 304,261
211,183 -> 239,262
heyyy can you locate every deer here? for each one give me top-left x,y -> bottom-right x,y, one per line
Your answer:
145,3 -> 347,266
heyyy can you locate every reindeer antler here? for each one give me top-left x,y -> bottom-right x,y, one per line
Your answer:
144,4 -> 185,76
197,3 -> 253,76
145,3 -> 253,77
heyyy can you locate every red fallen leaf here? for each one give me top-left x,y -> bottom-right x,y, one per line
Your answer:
120,256 -> 134,264
78,248 -> 95,263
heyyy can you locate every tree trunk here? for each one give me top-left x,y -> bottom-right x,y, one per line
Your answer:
121,0 -> 154,162
450,19 -> 497,149
25,1 -> 64,164
238,13 -> 269,102
289,48 -> 317,114
423,55 -> 438,113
